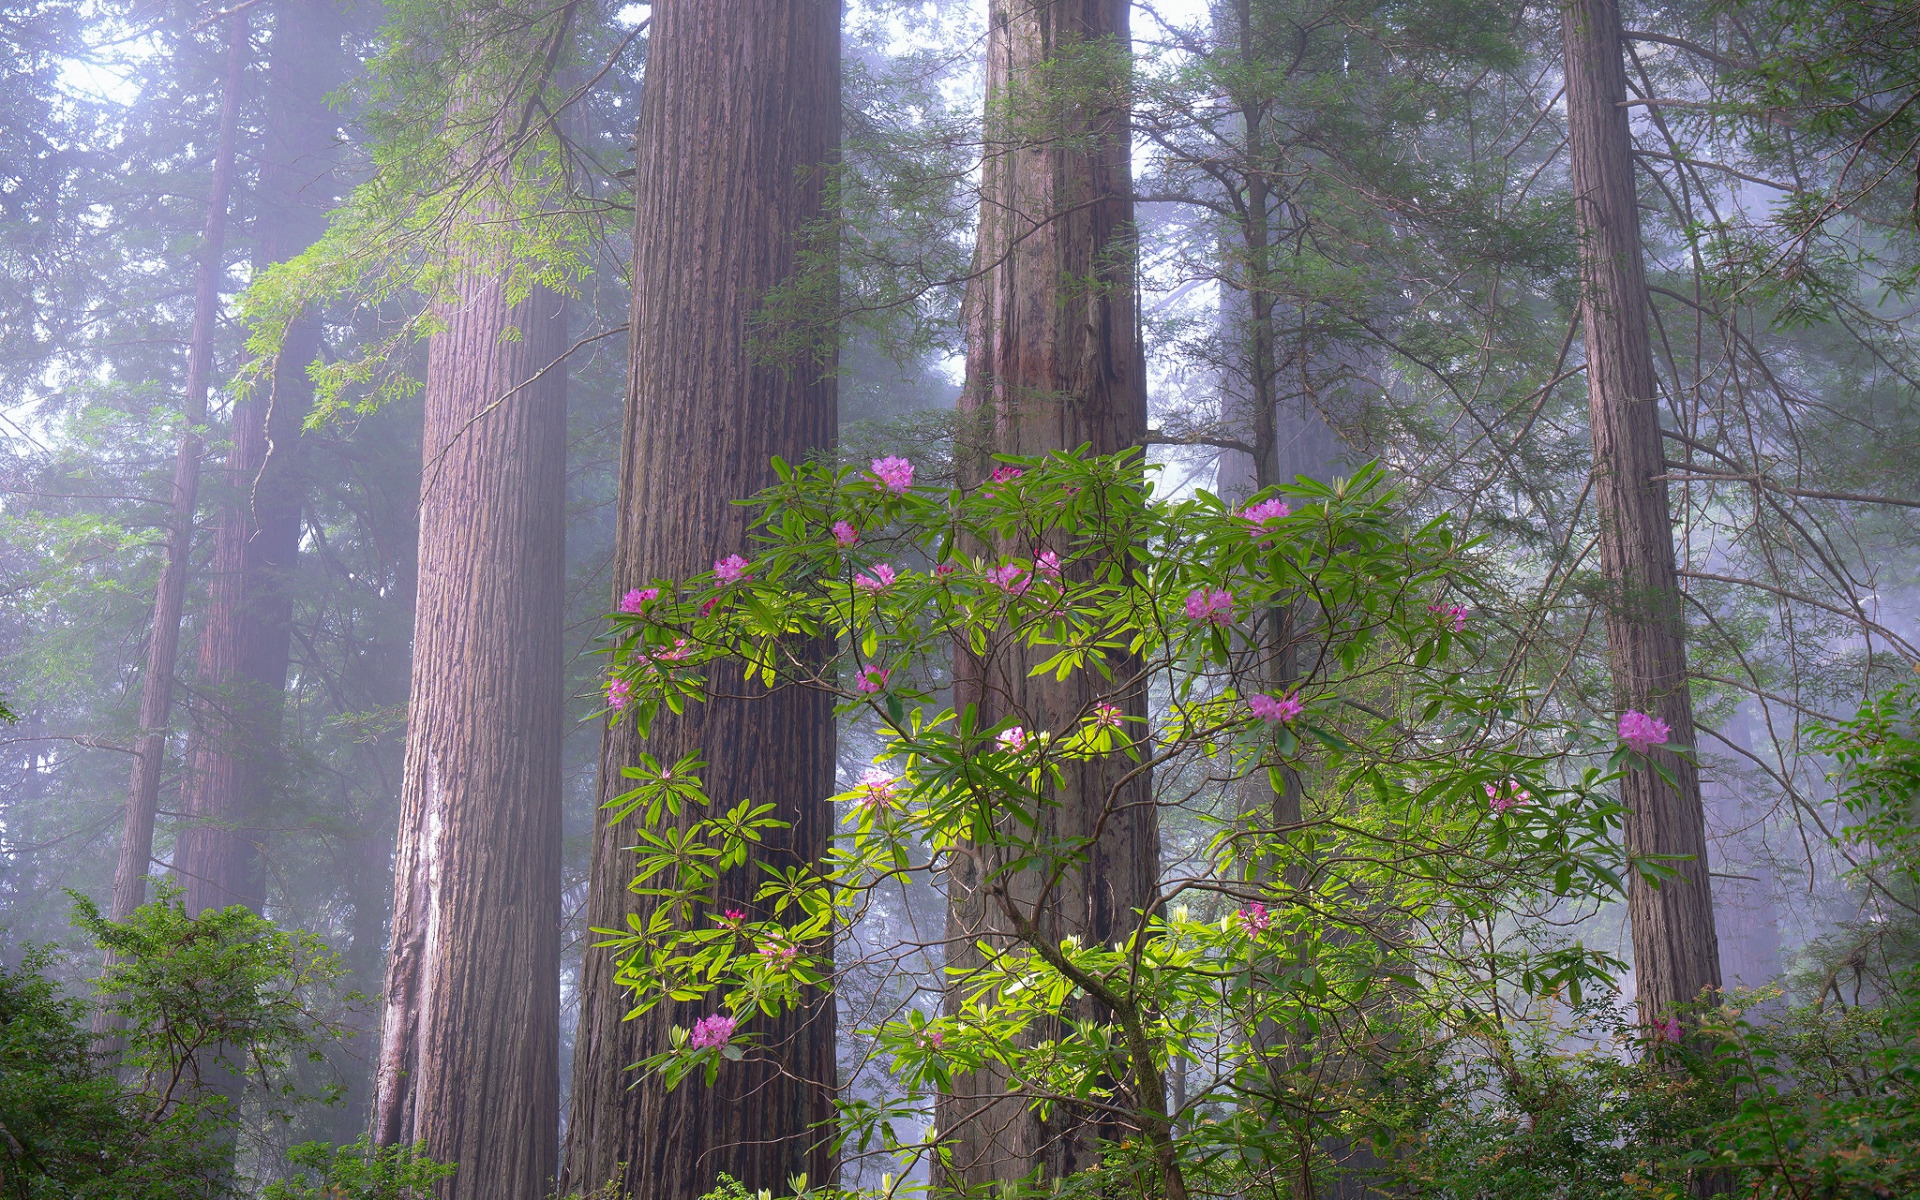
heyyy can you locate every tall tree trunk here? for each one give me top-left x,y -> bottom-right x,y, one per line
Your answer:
1563,0 -> 1722,1026
176,0 -> 346,918
937,0 -> 1157,1188
370,262 -> 567,1199
561,4 -> 840,1196
99,13 -> 250,1044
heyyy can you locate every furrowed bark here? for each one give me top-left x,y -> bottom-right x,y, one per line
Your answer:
1563,0 -> 1722,1026
938,0 -> 1158,1189
561,3 -> 841,1197
371,262 -> 568,1200
176,0 -> 346,918
99,11 -> 250,1044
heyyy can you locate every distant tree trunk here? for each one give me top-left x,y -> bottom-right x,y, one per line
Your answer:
1563,0 -> 1722,1026
101,13 -> 249,1041
561,4 -> 840,1196
370,258 -> 567,1199
175,0 -> 345,918
937,0 -> 1157,1188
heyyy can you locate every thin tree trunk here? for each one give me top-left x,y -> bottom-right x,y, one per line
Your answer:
370,263 -> 567,1200
1563,0 -> 1722,1027
938,0 -> 1158,1189
561,4 -> 840,1196
176,0 -> 345,918
98,12 -> 250,1044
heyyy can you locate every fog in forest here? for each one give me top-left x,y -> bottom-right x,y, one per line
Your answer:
3,1 -> 1917,1198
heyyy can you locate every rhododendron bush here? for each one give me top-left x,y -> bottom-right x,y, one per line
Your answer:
593,449 -> 1662,1197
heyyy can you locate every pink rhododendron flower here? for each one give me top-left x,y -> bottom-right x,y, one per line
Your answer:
987,564 -> 1029,595
1239,902 -> 1271,932
870,456 -> 914,494
934,562 -> 958,577
1653,1015 -> 1683,1044
916,1027 -> 944,1050
854,563 -> 897,593
620,587 -> 658,613
1239,498 -> 1291,535
605,677 -> 631,710
1248,692 -> 1303,723
689,1013 -> 737,1049
1618,709 -> 1671,754
1184,588 -> 1234,625
1091,702 -> 1124,730
832,520 -> 859,547
714,554 -> 750,585
1428,602 -> 1469,632
757,940 -> 799,967
1034,550 -> 1062,577
990,464 -> 1024,483
720,909 -> 746,924
854,769 -> 899,812
699,597 -> 718,617
1485,781 -> 1532,813
857,665 -> 891,694
996,726 -> 1030,753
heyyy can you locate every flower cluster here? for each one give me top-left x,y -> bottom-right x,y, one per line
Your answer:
714,554 -> 750,585
1248,692 -> 1303,723
1428,602 -> 1469,632
1485,780 -> 1532,814
854,563 -> 897,593
620,587 -> 658,613
1091,702 -> 1124,730
934,562 -> 957,577
1185,588 -> 1234,625
689,1013 -> 737,1049
1652,1015 -> 1683,1044
1618,709 -> 1671,754
606,677 -> 631,710
857,665 -> 891,694
1239,497 -> 1291,538
1034,549 -> 1062,578
986,564 -> 1029,595
832,520 -> 858,548
915,1027 -> 944,1050
996,726 -> 1030,753
642,637 -> 692,666
870,455 -> 914,494
854,769 -> 899,813
1239,902 -> 1271,933
757,939 -> 799,969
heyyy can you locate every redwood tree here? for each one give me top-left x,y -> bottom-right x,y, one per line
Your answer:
1563,0 -> 1722,1026
936,0 -> 1158,1188
370,260 -> 567,1197
561,3 -> 841,1195
103,11 -> 250,990
175,0 -> 348,918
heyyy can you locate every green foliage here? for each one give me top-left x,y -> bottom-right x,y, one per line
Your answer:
262,1138 -> 455,1200
1364,998 -> 1733,1200
72,885 -> 361,1122
597,449 -> 1645,1197
1698,983 -> 1920,1200
1811,676 -> 1920,897
0,890 -> 364,1198
241,0 -> 616,422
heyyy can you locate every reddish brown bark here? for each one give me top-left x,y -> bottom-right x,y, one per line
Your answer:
370,266 -> 568,1199
105,11 -> 250,942
1563,0 -> 1722,1025
937,0 -> 1159,1188
175,0 -> 346,918
561,4 -> 840,1196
